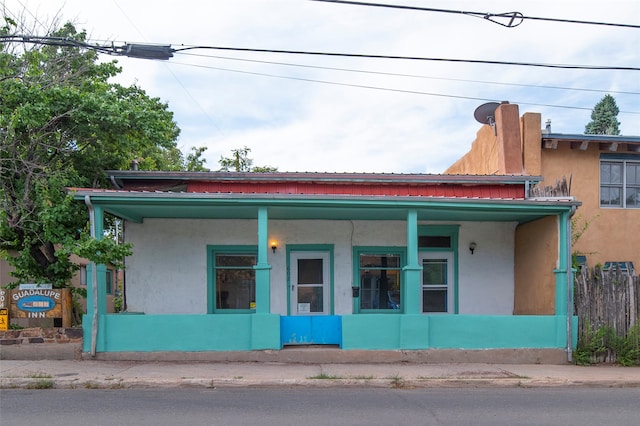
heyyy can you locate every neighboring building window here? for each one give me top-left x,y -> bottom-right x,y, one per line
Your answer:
105,269 -> 113,295
80,265 -> 113,294
419,225 -> 458,314
209,247 -> 257,312
600,158 -> 640,208
356,249 -> 403,312
80,266 -> 87,286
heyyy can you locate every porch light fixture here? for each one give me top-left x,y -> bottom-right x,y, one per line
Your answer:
271,241 -> 278,254
469,242 -> 477,255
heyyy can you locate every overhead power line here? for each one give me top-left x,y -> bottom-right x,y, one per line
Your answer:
180,51 -> 640,96
311,0 -> 640,29
172,45 -> 639,72
3,35 -> 637,71
167,59 -> 640,115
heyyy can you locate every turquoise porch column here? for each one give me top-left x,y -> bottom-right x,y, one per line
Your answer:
83,200 -> 107,354
254,207 -> 272,314
403,210 -> 422,314
86,204 -> 108,318
554,212 -> 570,316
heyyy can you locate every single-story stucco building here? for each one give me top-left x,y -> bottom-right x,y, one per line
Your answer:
70,170 -> 579,361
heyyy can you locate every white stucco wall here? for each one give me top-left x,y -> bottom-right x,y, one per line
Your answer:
124,218 -> 516,316
456,221 -> 517,315
125,219 -> 258,314
268,220 -> 408,316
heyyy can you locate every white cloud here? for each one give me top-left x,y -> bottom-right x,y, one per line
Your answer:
6,0 -> 640,172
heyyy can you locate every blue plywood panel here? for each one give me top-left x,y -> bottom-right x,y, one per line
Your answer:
281,316 -> 312,345
280,316 -> 341,346
311,316 -> 342,345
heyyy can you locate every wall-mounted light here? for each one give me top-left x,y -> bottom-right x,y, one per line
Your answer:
469,242 -> 477,255
271,241 -> 278,254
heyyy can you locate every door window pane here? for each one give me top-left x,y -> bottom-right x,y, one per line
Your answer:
297,286 -> 323,313
298,258 -> 323,284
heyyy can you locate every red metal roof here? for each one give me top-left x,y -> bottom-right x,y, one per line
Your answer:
106,171 -> 533,200
185,181 -> 524,199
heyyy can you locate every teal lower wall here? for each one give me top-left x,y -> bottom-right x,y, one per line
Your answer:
341,314 -> 578,350
83,313 -> 281,352
83,314 -> 578,352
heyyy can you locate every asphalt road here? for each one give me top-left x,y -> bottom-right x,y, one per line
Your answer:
2,387 -> 639,425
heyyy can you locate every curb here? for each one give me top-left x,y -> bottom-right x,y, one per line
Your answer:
3,377 -> 640,390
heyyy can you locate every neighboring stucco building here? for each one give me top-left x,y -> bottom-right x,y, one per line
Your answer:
70,169 -> 579,360
446,102 -> 640,277
0,255 -> 119,320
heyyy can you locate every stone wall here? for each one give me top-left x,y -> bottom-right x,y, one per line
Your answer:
0,327 -> 82,360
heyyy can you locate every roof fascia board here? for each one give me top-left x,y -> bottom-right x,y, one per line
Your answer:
542,133 -> 640,144
71,190 -> 579,213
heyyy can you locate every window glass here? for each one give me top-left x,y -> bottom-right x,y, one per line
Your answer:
610,163 -> 622,183
422,259 -> 448,312
105,269 -> 113,295
600,159 -> 639,208
215,254 -> 256,310
297,286 -> 324,312
418,236 -> 451,248
359,253 -> 401,311
627,189 -> 639,207
628,163 -> 639,184
423,289 -> 447,313
298,258 -> 323,284
600,187 -> 621,206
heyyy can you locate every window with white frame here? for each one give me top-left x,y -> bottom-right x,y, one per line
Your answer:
600,157 -> 640,208
419,225 -> 458,314
421,254 -> 454,313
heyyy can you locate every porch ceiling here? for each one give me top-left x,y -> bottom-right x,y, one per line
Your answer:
73,191 -> 579,224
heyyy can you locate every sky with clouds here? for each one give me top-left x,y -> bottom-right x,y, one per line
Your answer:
4,0 -> 640,173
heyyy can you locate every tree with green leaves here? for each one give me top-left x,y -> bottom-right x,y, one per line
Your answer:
218,146 -> 278,172
584,94 -> 621,135
0,14 -> 185,288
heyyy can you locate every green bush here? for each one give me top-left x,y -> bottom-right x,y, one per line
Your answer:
576,323 -> 640,366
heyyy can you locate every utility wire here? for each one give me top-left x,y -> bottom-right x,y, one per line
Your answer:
311,0 -> 640,29
166,59 -> 640,115
3,35 -> 636,71
179,51 -> 640,96
173,45 -> 640,72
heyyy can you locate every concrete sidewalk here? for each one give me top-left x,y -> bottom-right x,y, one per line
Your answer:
1,359 -> 639,389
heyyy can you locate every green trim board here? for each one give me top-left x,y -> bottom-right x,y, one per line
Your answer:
74,190 -> 579,224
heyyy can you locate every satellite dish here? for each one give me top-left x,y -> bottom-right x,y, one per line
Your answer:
473,102 -> 500,126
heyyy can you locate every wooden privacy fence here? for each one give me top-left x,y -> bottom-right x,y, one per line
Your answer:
574,266 -> 639,363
